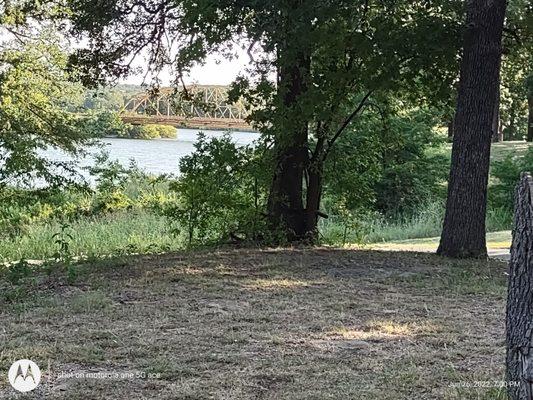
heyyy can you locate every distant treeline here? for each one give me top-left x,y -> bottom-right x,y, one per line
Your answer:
82,84 -> 143,112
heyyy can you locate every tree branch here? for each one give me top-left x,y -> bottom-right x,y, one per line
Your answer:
325,90 -> 373,153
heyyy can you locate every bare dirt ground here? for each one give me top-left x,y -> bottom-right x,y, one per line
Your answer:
0,248 -> 509,399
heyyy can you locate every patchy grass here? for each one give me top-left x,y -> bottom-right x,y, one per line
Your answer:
0,248 -> 508,399
374,230 -> 511,250
490,141 -> 533,161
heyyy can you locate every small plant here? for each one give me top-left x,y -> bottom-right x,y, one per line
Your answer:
52,222 -> 74,264
5,259 -> 33,285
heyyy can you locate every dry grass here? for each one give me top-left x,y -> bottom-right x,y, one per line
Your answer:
0,248 -> 509,399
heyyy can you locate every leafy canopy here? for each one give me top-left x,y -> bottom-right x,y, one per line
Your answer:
0,29 -> 93,187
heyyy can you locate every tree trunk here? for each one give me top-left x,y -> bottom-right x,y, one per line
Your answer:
267,52 -> 311,241
304,159 -> 323,240
527,94 -> 533,142
447,117 -> 455,141
492,86 -> 502,142
437,0 -> 507,258
506,172 -> 533,399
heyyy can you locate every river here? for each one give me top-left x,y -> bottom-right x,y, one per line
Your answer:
44,128 -> 259,180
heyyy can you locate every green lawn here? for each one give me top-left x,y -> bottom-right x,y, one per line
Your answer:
490,141 -> 533,161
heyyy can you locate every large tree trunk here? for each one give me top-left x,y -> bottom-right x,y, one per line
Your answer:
437,0 -> 507,258
267,51 -> 311,241
506,172 -> 533,399
527,94 -> 533,142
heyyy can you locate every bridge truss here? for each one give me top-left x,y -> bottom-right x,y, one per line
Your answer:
120,85 -> 254,131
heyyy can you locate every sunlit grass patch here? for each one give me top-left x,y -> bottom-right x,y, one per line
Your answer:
327,320 -> 441,341
244,277 -> 312,290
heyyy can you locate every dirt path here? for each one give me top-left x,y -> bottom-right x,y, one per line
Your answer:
0,248 -> 508,399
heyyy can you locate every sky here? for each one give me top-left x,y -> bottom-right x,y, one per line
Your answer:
122,52 -> 253,87
0,27 -> 256,87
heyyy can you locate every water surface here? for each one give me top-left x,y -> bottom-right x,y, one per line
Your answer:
44,128 -> 259,180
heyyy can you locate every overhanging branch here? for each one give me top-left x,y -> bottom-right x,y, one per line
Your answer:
325,90 -> 373,155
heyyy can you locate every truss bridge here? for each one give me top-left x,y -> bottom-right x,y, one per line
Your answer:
120,85 -> 254,131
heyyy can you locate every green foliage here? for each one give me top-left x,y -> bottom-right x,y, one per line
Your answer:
0,30 -> 94,186
52,222 -> 74,263
87,152 -> 144,191
141,124 -> 176,139
490,146 -> 533,209
325,105 -> 449,217
165,133 -> 269,245
119,124 -> 177,140
93,190 -> 133,213
374,109 -> 449,215
4,259 -> 33,285
0,154 -> 174,250
82,111 -> 128,138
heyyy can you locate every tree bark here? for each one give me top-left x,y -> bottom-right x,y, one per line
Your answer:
448,117 -> 455,141
527,94 -> 533,142
492,86 -> 502,142
267,51 -> 311,241
437,0 -> 507,258
506,172 -> 533,399
304,158 -> 323,239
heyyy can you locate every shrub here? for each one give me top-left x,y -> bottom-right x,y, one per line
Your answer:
82,111 -> 128,138
144,124 -> 176,138
122,124 -> 176,139
324,106 -> 449,217
164,133 -> 270,245
93,190 -> 133,213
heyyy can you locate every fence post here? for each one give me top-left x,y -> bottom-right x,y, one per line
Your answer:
507,172 -> 533,399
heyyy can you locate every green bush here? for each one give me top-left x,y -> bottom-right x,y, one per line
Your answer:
164,133 -> 270,245
82,111 -> 128,138
0,154 -> 173,243
144,124 -> 176,138
121,124 -> 176,139
324,106 -> 449,217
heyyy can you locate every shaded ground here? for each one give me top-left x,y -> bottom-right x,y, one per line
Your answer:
0,248 -> 508,399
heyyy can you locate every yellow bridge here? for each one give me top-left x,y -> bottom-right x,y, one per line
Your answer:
120,85 -> 254,131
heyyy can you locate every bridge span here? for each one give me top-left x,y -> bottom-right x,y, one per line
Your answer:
120,85 -> 255,132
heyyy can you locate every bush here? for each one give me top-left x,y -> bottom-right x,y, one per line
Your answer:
164,133 -> 270,245
82,111 -> 128,138
144,124 -> 176,138
0,154 -> 174,242
121,124 -> 176,139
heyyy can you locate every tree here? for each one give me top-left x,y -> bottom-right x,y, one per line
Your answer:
525,73 -> 533,142
506,172 -> 533,399
0,26 -> 95,187
60,0 -> 462,241
500,0 -> 532,141
437,0 -> 507,258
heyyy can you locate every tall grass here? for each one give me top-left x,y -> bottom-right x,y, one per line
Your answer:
0,204 -> 514,263
0,210 -> 179,262
321,202 -> 512,245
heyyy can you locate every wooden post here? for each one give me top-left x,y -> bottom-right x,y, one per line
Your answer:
507,172 -> 533,399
